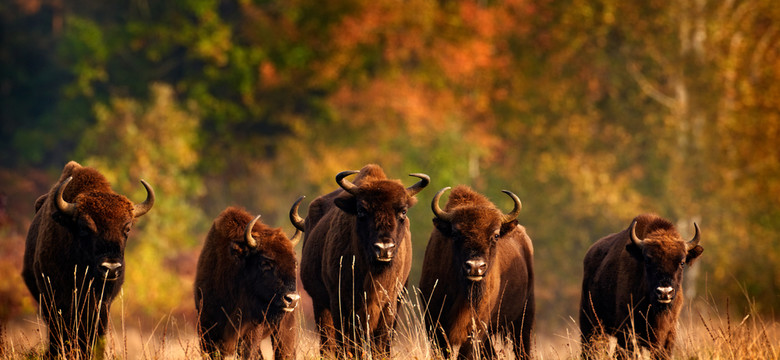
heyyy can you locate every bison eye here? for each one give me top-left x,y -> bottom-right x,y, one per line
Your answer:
680,261 -> 685,268
398,209 -> 407,221
357,207 -> 367,218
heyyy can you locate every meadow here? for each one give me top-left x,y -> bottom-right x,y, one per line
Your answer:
2,287 -> 777,359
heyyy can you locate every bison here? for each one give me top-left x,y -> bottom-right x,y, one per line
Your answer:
579,213 -> 703,359
420,186 -> 535,360
194,199 -> 304,359
21,161 -> 154,359
299,164 -> 429,358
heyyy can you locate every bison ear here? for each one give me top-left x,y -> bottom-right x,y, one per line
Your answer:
229,241 -> 247,258
334,194 -> 358,215
500,220 -> 518,236
685,245 -> 703,266
51,209 -> 75,228
433,218 -> 452,236
625,243 -> 643,260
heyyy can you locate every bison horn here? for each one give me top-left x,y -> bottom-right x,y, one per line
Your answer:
406,173 -> 430,196
629,219 -> 644,248
132,180 -> 155,218
289,196 -> 306,247
500,190 -> 522,224
336,170 -> 360,195
245,214 -> 261,248
55,177 -> 77,216
431,187 -> 453,222
686,222 -> 700,250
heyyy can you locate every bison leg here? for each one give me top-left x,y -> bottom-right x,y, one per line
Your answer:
579,291 -> 606,359
614,331 -> 640,360
648,330 -> 675,360
457,333 -> 490,360
313,303 -> 337,357
271,313 -> 297,360
510,296 -> 535,360
370,303 -> 396,358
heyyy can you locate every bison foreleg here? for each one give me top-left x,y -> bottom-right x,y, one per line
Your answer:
313,304 -> 337,357
271,313 -> 297,360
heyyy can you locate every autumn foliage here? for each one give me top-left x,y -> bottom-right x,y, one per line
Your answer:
2,0 -> 779,343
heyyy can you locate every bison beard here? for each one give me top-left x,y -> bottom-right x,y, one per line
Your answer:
21,161 -> 154,359
579,213 -> 703,360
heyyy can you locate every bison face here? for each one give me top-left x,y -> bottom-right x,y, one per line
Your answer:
336,187 -> 412,264
55,193 -> 134,282
432,187 -> 522,283
334,171 -> 428,265
434,208 -> 516,282
234,216 -> 300,322
53,176 -> 155,283
627,220 -> 703,307
238,249 -> 298,322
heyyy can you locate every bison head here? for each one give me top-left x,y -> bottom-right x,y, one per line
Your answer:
626,219 -> 703,307
54,176 -> 154,282
431,186 -> 521,283
333,170 -> 429,264
231,213 -> 300,321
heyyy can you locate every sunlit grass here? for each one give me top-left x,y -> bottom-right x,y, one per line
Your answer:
3,289 -> 778,359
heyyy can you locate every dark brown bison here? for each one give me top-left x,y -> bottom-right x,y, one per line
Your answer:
420,186 -> 535,360
21,161 -> 154,359
194,199 -> 303,359
299,164 -> 429,358
579,213 -> 703,359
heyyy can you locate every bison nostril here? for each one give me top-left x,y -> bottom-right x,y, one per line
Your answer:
465,259 -> 487,276
100,262 -> 122,279
283,293 -> 300,311
101,262 -> 122,271
374,243 -> 395,261
374,242 -> 395,250
655,287 -> 674,302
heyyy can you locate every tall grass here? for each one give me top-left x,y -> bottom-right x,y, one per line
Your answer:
3,288 -> 778,359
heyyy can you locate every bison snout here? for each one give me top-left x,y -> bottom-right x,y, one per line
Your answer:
373,242 -> 396,262
282,293 -> 300,312
100,261 -> 123,280
464,259 -> 487,281
655,286 -> 675,303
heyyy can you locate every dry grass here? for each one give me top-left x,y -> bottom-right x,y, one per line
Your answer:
2,289 -> 778,359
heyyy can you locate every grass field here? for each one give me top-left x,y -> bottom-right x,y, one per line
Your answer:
2,289 -> 778,360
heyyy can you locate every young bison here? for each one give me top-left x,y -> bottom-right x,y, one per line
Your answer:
420,186 -> 535,360
194,201 -> 302,359
580,213 -> 703,359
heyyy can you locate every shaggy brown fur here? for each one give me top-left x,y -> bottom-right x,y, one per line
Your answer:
21,161 -> 154,359
194,206 -> 299,359
420,186 -> 535,360
299,164 -> 429,358
579,214 -> 703,359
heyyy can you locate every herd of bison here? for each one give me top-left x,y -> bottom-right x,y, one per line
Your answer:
20,161 -> 703,359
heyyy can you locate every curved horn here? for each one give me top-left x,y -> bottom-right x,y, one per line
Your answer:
406,173 -> 430,197
132,180 -> 155,218
500,190 -> 522,224
686,222 -> 700,250
289,196 -> 306,247
431,187 -> 453,222
245,214 -> 261,248
336,170 -> 360,195
55,177 -> 77,216
629,219 -> 644,248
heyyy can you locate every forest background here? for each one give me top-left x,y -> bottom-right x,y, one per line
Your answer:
1,0 -> 778,347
